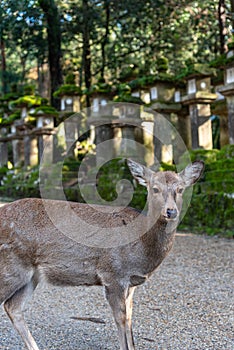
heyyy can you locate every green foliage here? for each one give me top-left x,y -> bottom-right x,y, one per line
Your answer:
0,147 -> 233,238
180,192 -> 234,238
65,73 -> 76,85
23,85 -> 35,95
156,57 -> 169,72
209,54 -> 234,68
179,146 -> 234,237
95,158 -> 147,210
0,167 -> 40,199
1,0 -> 231,95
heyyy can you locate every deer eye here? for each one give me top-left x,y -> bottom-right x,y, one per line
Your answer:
177,188 -> 184,194
153,187 -> 159,194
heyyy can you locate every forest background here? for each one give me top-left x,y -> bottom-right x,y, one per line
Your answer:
1,0 -> 234,107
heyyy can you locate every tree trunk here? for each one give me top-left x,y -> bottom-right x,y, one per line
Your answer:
82,0 -> 92,107
0,37 -> 7,94
230,0 -> 234,29
100,0 -> 110,80
218,0 -> 227,54
38,0 -> 63,109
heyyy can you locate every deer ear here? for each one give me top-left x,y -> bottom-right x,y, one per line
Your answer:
179,161 -> 205,187
127,159 -> 153,187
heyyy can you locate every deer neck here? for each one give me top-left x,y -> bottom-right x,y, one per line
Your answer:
140,207 -> 177,264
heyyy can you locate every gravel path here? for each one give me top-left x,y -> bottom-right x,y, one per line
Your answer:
0,200 -> 233,349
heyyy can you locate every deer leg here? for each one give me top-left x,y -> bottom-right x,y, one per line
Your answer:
125,287 -> 136,349
105,284 -> 135,350
4,273 -> 39,350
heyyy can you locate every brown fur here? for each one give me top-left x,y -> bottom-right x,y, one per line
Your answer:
0,160 -> 204,350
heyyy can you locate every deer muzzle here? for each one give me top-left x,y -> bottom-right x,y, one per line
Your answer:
166,208 -> 178,219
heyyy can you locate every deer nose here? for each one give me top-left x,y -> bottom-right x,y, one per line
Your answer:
166,208 -> 177,219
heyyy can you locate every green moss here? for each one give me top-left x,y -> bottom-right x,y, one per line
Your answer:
87,82 -> 113,95
200,180 -> 234,193
10,95 -> 47,108
30,105 -> 59,117
177,63 -> 216,79
0,110 -> 21,125
113,93 -> 143,104
53,84 -> 82,97
217,144 -> 234,159
180,192 -> 234,237
128,74 -> 175,90
188,149 -> 219,163
205,170 -> 234,181
205,158 -> 234,171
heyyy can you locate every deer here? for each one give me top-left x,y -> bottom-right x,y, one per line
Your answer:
0,159 -> 204,350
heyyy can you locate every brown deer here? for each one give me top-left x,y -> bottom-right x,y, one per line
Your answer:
0,159 -> 204,350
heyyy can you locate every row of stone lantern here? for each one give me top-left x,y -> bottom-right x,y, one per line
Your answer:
1,59 -> 234,169
51,69 -> 231,165
0,95 -> 58,168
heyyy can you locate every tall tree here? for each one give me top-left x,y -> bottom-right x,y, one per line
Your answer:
82,0 -> 92,107
38,0 -> 63,108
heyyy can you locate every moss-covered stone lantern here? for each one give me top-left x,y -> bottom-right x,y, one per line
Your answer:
182,64 -> 217,149
217,49 -> 234,145
29,106 -> 59,164
88,81 -> 114,118
54,84 -> 82,112
10,95 -> 44,120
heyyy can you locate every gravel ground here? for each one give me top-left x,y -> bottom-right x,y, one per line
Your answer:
0,200 -> 233,349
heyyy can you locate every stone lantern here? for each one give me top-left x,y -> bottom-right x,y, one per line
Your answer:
134,75 -> 181,163
54,84 -> 82,113
10,95 -> 42,121
217,51 -> 234,144
88,82 -> 114,118
8,120 -> 25,168
30,106 -> 58,164
182,67 -> 217,149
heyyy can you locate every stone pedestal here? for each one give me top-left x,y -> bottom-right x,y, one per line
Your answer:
0,127 -> 9,166
63,116 -> 80,157
37,131 -> 54,164
177,107 -> 191,149
95,124 -> 115,165
12,136 -> 24,167
0,142 -> 8,167
182,92 -> 217,149
211,100 -> 229,147
218,84 -> 234,144
24,135 -> 38,167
